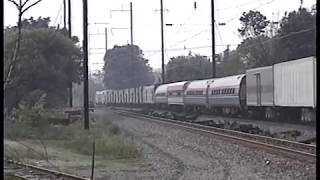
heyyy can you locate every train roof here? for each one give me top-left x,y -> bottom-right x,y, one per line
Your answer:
167,81 -> 190,92
155,83 -> 170,94
186,78 -> 215,91
246,65 -> 273,73
209,74 -> 245,89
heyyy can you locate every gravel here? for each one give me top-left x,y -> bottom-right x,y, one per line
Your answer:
94,108 -> 316,180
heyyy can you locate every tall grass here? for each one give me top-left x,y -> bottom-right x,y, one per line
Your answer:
5,115 -> 139,160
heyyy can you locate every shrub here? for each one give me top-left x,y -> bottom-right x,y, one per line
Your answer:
7,90 -> 50,139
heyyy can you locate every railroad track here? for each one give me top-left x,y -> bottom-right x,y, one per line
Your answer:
113,109 -> 316,162
5,159 -> 90,180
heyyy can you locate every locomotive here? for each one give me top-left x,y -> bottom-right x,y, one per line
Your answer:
96,56 -> 316,122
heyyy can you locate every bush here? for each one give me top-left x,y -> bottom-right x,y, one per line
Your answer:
7,90 -> 50,139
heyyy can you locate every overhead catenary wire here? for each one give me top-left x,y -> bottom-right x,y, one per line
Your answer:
144,27 -> 314,59
166,10 -> 197,45
167,28 -> 211,48
53,1 -> 64,26
90,28 -> 313,57
216,0 -> 265,11
224,0 -> 278,24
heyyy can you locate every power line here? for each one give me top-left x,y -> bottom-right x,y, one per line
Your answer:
215,21 -> 223,45
166,10 -> 196,45
167,28 -> 211,48
53,1 -> 64,26
216,0 -> 265,11
224,0 -> 278,24
89,28 -> 314,59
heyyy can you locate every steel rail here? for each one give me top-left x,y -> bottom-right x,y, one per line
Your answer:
5,159 -> 90,180
114,109 -> 316,162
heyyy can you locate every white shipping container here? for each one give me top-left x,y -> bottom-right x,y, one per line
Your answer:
274,57 -> 316,107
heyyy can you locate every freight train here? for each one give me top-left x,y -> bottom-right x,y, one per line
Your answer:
96,56 -> 316,122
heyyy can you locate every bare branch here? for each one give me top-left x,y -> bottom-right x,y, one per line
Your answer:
21,0 -> 31,8
7,0 -> 20,9
21,0 -> 42,14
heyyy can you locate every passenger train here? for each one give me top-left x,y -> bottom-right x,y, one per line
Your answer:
96,56 -> 316,122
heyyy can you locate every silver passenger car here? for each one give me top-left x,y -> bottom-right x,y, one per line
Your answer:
167,81 -> 190,106
184,79 -> 215,107
208,74 -> 246,107
154,84 -> 170,104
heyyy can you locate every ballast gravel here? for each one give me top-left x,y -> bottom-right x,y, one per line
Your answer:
96,109 -> 316,180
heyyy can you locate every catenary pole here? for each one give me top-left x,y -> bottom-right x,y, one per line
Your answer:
83,0 -> 89,129
211,0 -> 216,78
105,27 -> 108,52
63,0 -> 66,29
68,0 -> 73,107
160,0 -> 165,83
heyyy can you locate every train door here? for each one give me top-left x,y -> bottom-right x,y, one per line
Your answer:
239,76 -> 247,108
255,73 -> 262,106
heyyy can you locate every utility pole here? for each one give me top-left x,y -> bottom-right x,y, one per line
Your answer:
105,27 -> 108,52
68,0 -> 73,107
130,2 -> 133,46
211,0 -> 216,78
63,0 -> 66,29
130,2 -> 136,100
160,0 -> 165,83
83,0 -> 89,130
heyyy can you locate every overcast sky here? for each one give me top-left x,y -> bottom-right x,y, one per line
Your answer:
4,0 -> 316,72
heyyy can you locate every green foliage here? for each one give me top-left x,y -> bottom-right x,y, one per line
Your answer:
219,49 -> 246,76
21,16 -> 50,29
103,45 -> 154,89
237,35 -> 273,68
272,8 -> 316,63
6,111 -> 139,160
4,17 -> 82,110
238,10 -> 270,38
8,90 -> 49,138
221,7 -> 316,74
165,52 -> 212,82
13,90 -> 47,125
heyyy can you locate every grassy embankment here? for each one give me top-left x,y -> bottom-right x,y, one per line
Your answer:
4,112 -> 139,163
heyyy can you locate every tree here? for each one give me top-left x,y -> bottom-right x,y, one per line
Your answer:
235,10 -> 274,68
4,17 -> 82,110
219,48 -> 246,76
165,52 -> 212,83
272,7 -> 316,63
238,10 -> 270,38
5,0 -> 43,90
236,35 -> 274,69
103,45 -> 154,89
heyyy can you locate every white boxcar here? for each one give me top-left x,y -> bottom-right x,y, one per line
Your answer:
110,90 -> 114,104
95,91 -> 104,104
142,85 -> 155,104
184,79 -> 215,106
123,89 -> 129,104
246,66 -> 274,106
118,89 -> 123,104
133,88 -> 138,104
114,90 -> 119,104
155,84 -> 170,104
137,87 -> 143,104
105,90 -> 112,104
167,81 -> 190,106
129,88 -> 134,104
274,57 -> 316,107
